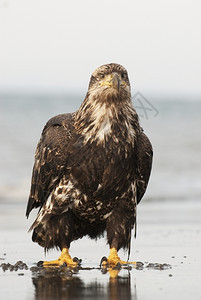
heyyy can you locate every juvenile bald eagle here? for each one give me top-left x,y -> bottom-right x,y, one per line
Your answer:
26,63 -> 153,266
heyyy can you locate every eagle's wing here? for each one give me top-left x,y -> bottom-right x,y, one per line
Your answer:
26,113 -> 74,218
136,130 -> 153,204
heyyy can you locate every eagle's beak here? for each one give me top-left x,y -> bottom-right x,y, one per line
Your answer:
112,73 -> 120,91
100,73 -> 121,91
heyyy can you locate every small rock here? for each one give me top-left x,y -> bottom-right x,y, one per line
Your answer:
9,266 -> 14,271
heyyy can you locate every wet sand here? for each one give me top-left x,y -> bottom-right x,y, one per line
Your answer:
0,200 -> 201,300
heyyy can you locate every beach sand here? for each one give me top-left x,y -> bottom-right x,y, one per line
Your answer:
0,200 -> 201,300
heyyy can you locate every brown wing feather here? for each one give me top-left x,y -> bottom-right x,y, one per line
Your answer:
26,113 -> 74,217
136,129 -> 153,204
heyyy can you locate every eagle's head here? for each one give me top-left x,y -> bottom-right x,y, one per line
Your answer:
75,63 -> 139,144
87,63 -> 131,103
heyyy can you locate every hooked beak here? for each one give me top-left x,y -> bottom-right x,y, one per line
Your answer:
100,73 -> 121,91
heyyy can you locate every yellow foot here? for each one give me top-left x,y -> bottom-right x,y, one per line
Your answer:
42,248 -> 81,267
101,248 -> 136,267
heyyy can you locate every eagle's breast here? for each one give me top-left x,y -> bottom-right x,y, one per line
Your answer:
76,92 -> 137,147
52,99 -> 139,222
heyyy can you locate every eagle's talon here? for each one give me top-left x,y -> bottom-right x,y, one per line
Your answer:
103,247 -> 136,267
73,257 -> 82,265
100,256 -> 108,266
42,248 -> 79,268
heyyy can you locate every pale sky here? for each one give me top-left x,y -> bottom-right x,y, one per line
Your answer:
0,0 -> 201,97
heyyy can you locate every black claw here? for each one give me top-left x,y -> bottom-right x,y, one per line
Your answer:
100,256 -> 108,267
73,257 -> 82,265
62,262 -> 67,267
37,261 -> 44,267
73,257 -> 79,262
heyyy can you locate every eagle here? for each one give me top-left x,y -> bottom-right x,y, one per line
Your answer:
26,63 -> 153,267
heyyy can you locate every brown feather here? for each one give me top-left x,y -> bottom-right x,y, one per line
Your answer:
26,63 -> 153,253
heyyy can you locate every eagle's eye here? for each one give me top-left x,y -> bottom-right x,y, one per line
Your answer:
121,72 -> 127,80
99,73 -> 105,79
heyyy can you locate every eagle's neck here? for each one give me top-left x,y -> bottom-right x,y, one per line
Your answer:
75,90 -> 140,145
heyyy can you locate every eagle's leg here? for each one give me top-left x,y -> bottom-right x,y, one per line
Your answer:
107,247 -> 128,265
43,248 -> 78,267
102,201 -> 136,266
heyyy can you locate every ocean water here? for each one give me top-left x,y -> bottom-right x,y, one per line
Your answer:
0,93 -> 201,204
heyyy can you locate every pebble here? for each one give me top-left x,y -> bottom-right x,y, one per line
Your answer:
1,260 -> 172,273
0,261 -> 28,272
146,263 -> 172,270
